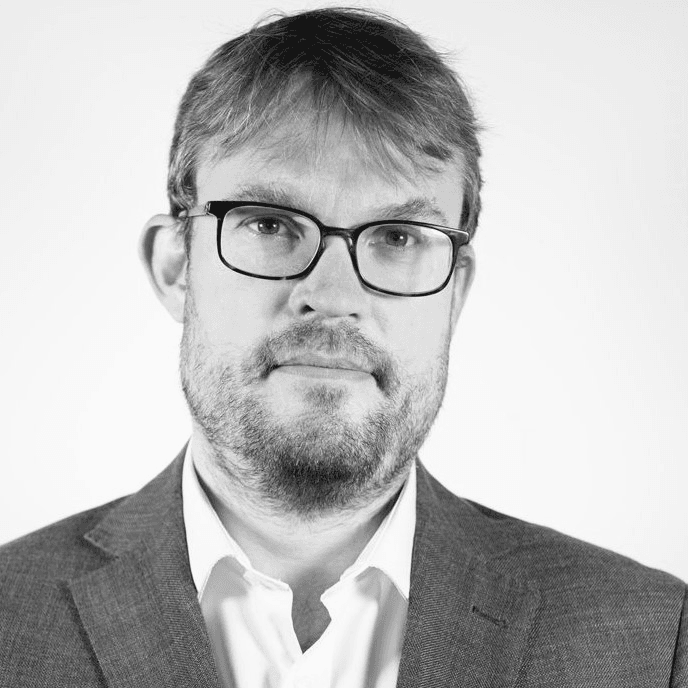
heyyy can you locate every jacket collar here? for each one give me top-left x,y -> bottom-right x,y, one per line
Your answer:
69,450 -> 539,688
396,464 -> 541,688
68,446 -> 222,688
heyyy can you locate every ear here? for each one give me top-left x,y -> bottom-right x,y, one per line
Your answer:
449,243 -> 475,336
139,214 -> 187,323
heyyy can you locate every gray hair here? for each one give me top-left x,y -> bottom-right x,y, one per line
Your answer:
168,7 -> 482,238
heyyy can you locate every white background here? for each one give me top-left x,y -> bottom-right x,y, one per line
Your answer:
1,0 -> 686,580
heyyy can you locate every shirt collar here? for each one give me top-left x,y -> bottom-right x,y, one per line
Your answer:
182,440 -> 417,600
182,441 -> 253,598
337,461 -> 416,599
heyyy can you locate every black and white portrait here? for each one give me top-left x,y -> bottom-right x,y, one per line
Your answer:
0,2 -> 686,685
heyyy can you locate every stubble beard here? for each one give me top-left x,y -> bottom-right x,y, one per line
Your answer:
180,294 -> 451,518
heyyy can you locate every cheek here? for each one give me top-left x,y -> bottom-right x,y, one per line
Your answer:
387,302 -> 452,374
187,246 -> 288,350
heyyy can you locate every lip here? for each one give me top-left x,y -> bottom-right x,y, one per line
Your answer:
272,353 -> 374,382
273,365 -> 372,381
276,353 -> 373,374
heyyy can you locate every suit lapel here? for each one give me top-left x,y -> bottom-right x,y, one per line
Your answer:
68,450 -> 221,688
396,463 -> 541,688
66,450 -> 538,687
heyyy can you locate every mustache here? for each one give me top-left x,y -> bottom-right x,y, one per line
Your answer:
245,321 -> 398,391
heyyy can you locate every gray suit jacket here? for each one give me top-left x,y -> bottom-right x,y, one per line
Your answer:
1,449 -> 686,687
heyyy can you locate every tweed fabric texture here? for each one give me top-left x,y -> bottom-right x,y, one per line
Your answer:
0,448 -> 686,687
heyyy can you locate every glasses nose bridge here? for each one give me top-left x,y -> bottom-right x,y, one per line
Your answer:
319,223 -> 357,248
313,222 -> 358,259
301,222 -> 360,282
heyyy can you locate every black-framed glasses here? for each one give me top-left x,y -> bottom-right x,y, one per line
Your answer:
181,201 -> 470,297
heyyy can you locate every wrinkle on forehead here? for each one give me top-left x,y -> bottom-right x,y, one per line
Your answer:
201,106 -> 460,192
195,107 -> 466,227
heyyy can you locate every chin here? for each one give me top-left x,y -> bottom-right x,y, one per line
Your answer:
270,382 -> 376,422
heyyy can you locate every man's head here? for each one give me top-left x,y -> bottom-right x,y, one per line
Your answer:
141,7 -> 481,517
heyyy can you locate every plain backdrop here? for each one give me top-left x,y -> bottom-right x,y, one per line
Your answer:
0,0 -> 686,580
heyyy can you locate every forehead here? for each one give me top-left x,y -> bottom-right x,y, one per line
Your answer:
195,121 -> 464,225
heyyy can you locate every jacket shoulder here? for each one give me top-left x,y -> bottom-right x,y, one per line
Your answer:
0,496 -> 127,581
423,473 -> 687,683
473,496 -> 683,594
0,498 -> 144,685
424,470 -> 685,592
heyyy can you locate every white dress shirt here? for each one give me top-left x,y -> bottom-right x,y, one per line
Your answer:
182,443 -> 416,688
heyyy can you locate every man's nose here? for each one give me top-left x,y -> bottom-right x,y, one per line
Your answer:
286,236 -> 370,318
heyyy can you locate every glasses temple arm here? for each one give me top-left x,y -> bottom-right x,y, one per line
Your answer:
178,204 -> 210,219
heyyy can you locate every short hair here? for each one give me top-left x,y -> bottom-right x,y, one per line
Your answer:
168,7 -> 482,238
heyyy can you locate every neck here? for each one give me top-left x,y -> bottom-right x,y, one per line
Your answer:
190,431 -> 408,594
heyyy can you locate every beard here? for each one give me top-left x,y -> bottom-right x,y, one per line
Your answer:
180,292 -> 451,517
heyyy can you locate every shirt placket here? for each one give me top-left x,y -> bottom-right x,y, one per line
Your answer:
283,615 -> 334,688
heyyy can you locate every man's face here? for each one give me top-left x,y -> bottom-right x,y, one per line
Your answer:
179,124 -> 472,515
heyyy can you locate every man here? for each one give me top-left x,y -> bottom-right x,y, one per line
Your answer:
0,6 -> 685,687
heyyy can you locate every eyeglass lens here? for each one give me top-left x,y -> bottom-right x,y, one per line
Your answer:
220,206 -> 454,295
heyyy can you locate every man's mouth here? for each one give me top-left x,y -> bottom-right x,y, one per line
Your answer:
273,353 -> 374,380
278,353 -> 372,371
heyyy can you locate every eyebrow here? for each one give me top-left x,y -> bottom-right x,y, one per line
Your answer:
226,183 -> 451,227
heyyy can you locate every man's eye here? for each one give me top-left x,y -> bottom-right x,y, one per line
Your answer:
369,226 -> 422,249
249,217 -> 290,235
384,228 -> 412,247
